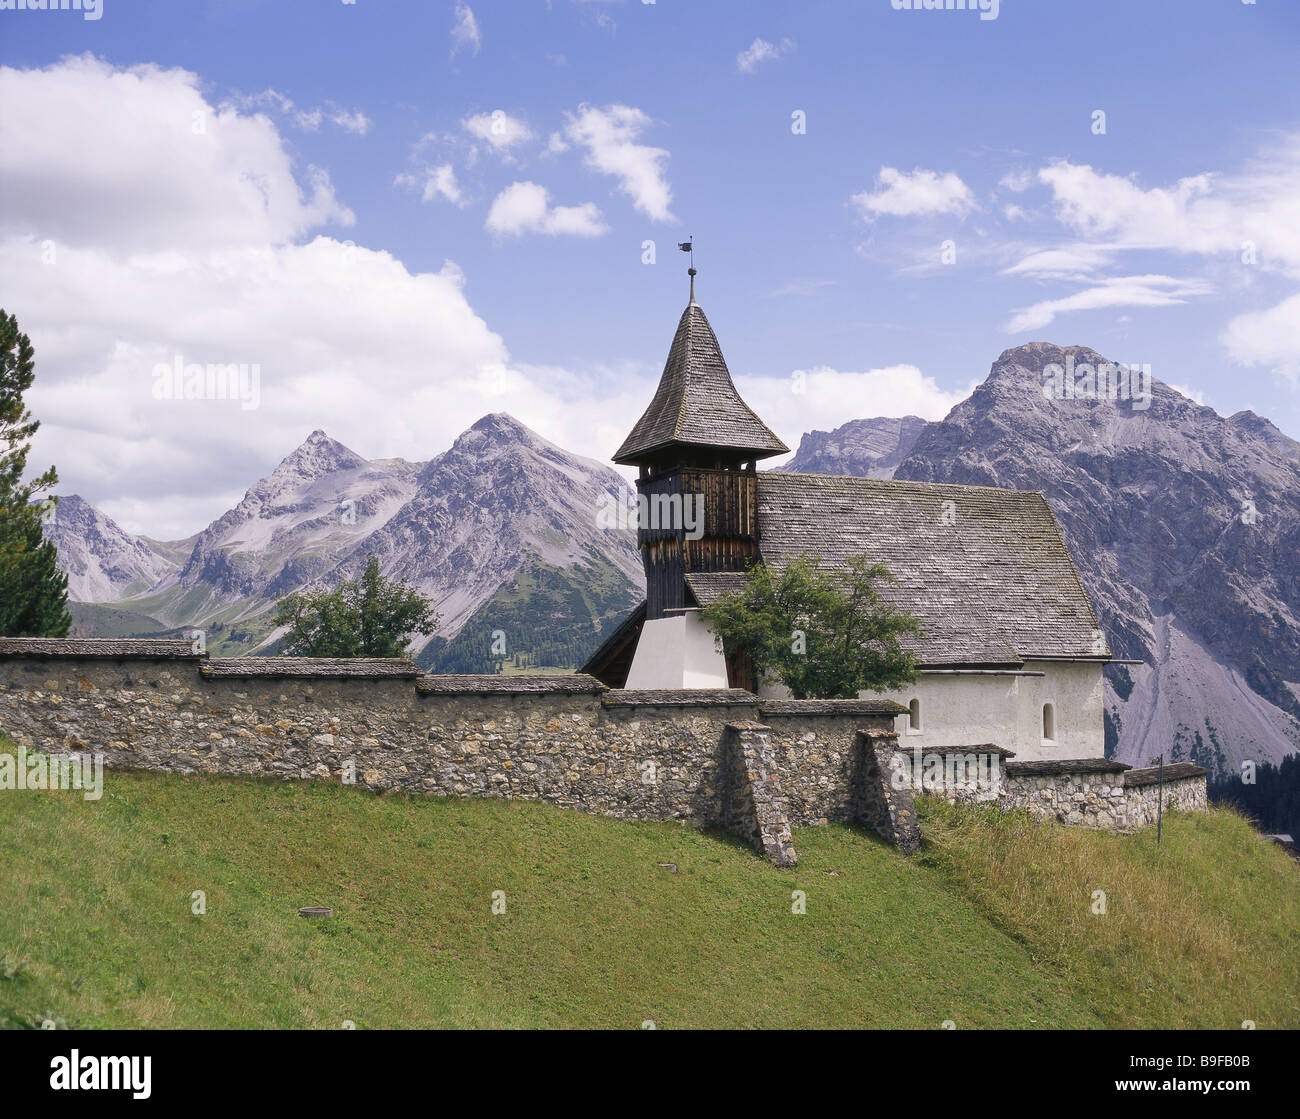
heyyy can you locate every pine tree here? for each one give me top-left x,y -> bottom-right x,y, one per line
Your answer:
0,309 -> 70,637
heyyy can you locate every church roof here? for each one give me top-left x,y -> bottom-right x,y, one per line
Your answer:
613,300 -> 789,464
683,472 -> 1109,666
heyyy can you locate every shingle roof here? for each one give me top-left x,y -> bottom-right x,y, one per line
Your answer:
613,301 -> 788,464
1123,762 -> 1207,787
200,658 -> 421,679
0,637 -> 200,659
687,472 -> 1108,666
758,699 -> 908,717
602,688 -> 759,707
416,674 -> 606,695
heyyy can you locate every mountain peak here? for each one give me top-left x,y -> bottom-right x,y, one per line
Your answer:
471,412 -> 528,434
274,430 -> 368,480
453,413 -> 546,454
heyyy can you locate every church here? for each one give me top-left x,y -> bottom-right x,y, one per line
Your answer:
583,271 -> 1113,763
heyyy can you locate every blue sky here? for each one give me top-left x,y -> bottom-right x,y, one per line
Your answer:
2,0 -> 1298,537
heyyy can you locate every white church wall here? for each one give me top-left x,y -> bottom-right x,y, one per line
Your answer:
625,610 -> 731,689
870,660 -> 1105,761
758,660 -> 1106,761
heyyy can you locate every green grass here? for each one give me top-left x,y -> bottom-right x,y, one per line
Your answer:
68,602 -> 165,638
0,739 -> 1295,1029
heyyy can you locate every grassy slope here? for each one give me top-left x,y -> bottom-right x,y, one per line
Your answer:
0,742 -> 1295,1030
68,603 -> 165,639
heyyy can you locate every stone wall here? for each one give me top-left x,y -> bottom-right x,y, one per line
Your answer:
999,759 -> 1208,832
0,641 -> 1208,863
0,645 -> 902,866
721,722 -> 797,867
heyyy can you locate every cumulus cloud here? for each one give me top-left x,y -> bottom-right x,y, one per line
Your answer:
563,104 -> 674,222
484,181 -> 607,237
852,167 -> 976,220
328,107 -> 371,135
1036,148 -> 1300,275
1005,275 -> 1213,334
999,168 -> 1035,193
463,110 -> 534,152
736,364 -> 968,451
737,37 -> 794,73
0,56 -> 354,254
451,2 -> 481,56
397,163 -> 464,206
0,56 -> 628,538
1220,293 -> 1300,379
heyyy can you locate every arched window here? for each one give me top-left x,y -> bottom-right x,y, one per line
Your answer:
908,698 -> 922,732
1042,702 -> 1056,743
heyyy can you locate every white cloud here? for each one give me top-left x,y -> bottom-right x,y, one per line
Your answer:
1037,146 -> 1300,275
1005,275 -> 1213,334
736,365 -> 968,453
564,104 -> 674,222
737,37 -> 794,73
1220,293 -> 1300,378
484,181 -> 607,237
1001,244 -> 1114,281
0,56 -> 354,254
1166,383 -> 1207,405
0,57 -> 629,538
1008,142 -> 1300,367
463,110 -> 534,152
999,168 -> 1035,193
329,107 -> 371,136
852,167 -> 976,220
227,89 -> 369,136
451,2 -> 481,56
397,164 -> 464,206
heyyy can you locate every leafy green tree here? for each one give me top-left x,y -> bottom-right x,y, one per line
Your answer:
0,309 -> 70,637
702,553 -> 921,699
273,555 -> 438,657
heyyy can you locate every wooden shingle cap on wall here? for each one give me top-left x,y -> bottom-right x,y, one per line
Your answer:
0,637 -> 201,659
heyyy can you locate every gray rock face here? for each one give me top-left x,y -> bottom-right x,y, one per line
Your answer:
321,413 -> 643,636
178,429 -> 423,601
887,342 -> 1300,774
40,494 -> 178,602
784,415 -> 927,478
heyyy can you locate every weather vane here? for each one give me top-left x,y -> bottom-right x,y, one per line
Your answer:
678,236 -> 695,302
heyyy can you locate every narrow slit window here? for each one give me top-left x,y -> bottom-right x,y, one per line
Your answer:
1042,702 -> 1056,742
908,698 -> 922,732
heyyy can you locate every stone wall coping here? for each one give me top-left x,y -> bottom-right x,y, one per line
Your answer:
1123,763 -> 1208,788
416,673 -> 606,695
725,720 -> 771,732
758,698 -> 909,717
0,637 -> 201,659
903,743 -> 1018,758
1005,758 -> 1131,776
602,688 -> 759,708
202,657 -> 421,680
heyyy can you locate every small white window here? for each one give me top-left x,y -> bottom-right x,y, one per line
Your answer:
1042,702 -> 1056,743
908,698 -> 922,733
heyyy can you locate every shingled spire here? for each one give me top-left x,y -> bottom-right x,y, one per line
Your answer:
613,280 -> 788,466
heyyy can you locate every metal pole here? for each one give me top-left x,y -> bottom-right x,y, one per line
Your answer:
1156,752 -> 1164,845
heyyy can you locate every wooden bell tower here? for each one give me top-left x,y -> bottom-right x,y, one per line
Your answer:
613,268 -> 789,621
